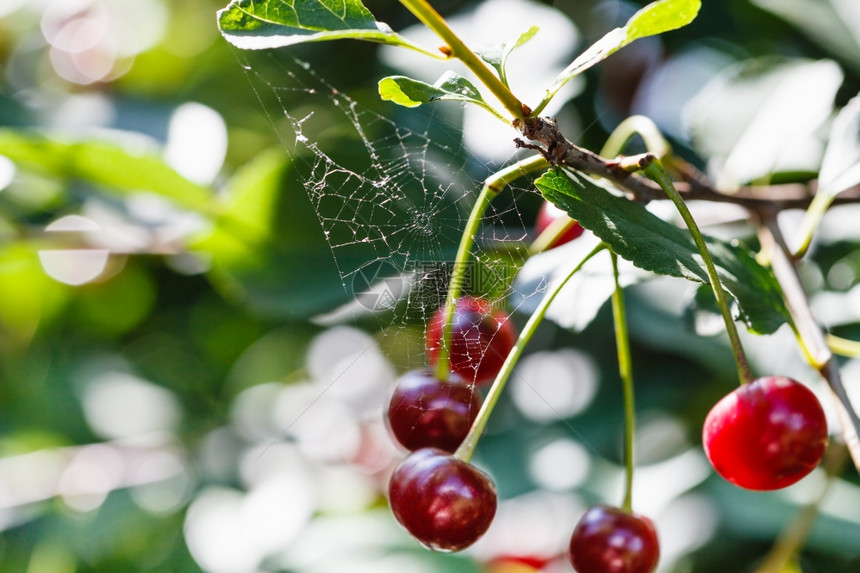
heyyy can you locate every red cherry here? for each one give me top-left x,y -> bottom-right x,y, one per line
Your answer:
535,200 -> 584,248
568,505 -> 659,573
388,448 -> 497,552
386,370 -> 481,453
702,375 -> 828,490
489,554 -> 552,571
425,296 -> 516,386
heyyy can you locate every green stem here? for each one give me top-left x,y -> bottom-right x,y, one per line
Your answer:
826,334 -> 860,357
434,155 -> 551,381
643,161 -> 753,386
758,215 -> 860,475
397,0 -> 526,120
611,251 -> 636,512
600,115 -> 672,160
454,242 -> 608,462
793,191 -> 834,259
529,216 -> 579,255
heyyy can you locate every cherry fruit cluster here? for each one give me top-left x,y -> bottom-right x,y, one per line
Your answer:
385,294 -> 515,551
384,206 -> 829,572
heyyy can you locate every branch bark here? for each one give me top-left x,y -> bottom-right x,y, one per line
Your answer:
515,116 -> 860,210
758,213 -> 860,475
517,115 -> 860,474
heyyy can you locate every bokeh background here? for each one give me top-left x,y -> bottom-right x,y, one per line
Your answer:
1,0 -> 860,572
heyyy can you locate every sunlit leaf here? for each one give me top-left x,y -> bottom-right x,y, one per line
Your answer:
0,129 -> 213,213
536,0 -> 700,112
378,72 -> 493,115
535,169 -> 790,334
217,0 -> 437,55
752,0 -> 860,72
476,26 -> 540,86
685,58 -> 842,190
819,92 -> 860,196
793,91 -> 860,255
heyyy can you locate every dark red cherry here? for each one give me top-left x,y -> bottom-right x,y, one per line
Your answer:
568,505 -> 659,573
386,370 -> 481,453
702,375 -> 828,490
489,554 -> 552,571
388,448 -> 497,552
425,296 -> 516,386
535,200 -> 584,248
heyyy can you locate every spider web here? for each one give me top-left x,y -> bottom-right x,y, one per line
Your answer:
236,49 -> 551,376
229,51 -> 648,550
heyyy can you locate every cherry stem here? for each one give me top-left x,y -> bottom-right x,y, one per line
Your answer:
599,117 -> 751,386
825,333 -> 860,357
397,0 -> 526,120
454,242 -> 608,462
599,115 -> 671,160
643,161 -> 754,386
434,155 -> 551,381
793,189 -> 834,259
610,251 -> 636,513
529,214 -> 578,255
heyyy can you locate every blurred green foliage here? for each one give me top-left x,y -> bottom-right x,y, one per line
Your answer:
0,1 -> 859,572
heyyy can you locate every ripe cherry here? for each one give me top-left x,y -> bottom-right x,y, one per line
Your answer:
488,554 -> 552,571
535,200 -> 584,248
425,296 -> 516,386
386,370 -> 481,453
388,447 -> 497,552
702,375 -> 828,490
568,505 -> 659,573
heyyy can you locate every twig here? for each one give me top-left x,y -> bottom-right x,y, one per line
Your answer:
515,116 -> 860,210
757,209 -> 860,475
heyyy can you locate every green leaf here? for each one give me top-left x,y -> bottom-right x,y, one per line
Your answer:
534,169 -> 790,334
751,0 -> 860,73
792,91 -> 860,255
0,129 -> 213,213
474,46 -> 504,75
818,92 -> 860,196
476,26 -> 540,86
536,0 -> 700,113
626,0 -> 702,41
203,146 -> 287,261
682,284 -> 725,336
686,58 -> 842,190
217,0 -> 437,55
378,72 -> 493,113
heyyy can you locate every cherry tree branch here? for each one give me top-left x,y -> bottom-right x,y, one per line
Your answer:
515,116 -> 860,210
757,209 -> 860,475
517,114 -> 860,473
